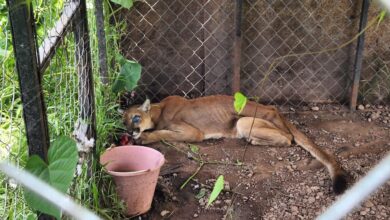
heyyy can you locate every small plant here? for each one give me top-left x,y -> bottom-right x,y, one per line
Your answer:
23,136 -> 78,219
110,0 -> 134,9
234,92 -> 248,114
111,54 -> 141,94
206,175 -> 224,208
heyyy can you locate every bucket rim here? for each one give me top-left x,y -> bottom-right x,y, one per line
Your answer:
100,145 -> 165,177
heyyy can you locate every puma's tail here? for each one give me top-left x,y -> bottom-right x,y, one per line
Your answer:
283,117 -> 348,194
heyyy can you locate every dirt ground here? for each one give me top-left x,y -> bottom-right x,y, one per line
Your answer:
136,104 -> 390,220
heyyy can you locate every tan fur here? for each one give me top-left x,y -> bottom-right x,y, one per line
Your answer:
123,95 -> 347,193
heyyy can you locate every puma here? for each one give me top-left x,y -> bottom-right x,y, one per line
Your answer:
122,95 -> 347,194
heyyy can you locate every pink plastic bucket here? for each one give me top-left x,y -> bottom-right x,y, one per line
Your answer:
100,145 -> 165,216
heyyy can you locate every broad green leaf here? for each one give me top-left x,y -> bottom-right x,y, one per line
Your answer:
189,144 -> 199,154
23,136 -> 78,219
110,0 -> 133,9
112,60 -> 142,93
234,92 -> 247,114
206,175 -> 224,208
24,156 -> 61,219
48,136 -> 78,192
195,188 -> 206,199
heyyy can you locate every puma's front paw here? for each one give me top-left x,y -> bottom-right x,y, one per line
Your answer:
134,132 -> 150,145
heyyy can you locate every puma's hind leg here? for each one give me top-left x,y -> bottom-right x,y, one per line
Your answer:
236,117 -> 293,146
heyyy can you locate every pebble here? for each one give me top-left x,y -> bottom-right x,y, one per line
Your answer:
364,200 -> 374,208
358,104 -> 365,110
291,205 -> 299,212
311,106 -> 320,111
193,213 -> 199,218
160,210 -> 170,217
224,199 -> 232,205
224,181 -> 231,191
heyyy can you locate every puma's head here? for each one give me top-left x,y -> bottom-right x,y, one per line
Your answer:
122,99 -> 155,139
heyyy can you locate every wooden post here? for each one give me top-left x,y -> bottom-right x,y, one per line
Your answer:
95,0 -> 109,84
350,0 -> 370,110
7,0 -> 53,219
6,0 -> 50,160
232,0 -> 243,94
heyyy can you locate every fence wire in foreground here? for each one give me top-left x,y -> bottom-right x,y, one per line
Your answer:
0,162 -> 101,220
318,152 -> 390,220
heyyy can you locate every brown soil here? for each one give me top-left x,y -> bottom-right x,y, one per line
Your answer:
136,104 -> 390,220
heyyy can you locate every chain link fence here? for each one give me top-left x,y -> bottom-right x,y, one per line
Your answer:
359,3 -> 390,103
1,0 -> 96,218
117,0 -> 390,106
116,0 -> 235,102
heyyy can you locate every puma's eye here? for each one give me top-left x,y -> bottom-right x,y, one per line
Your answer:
132,115 -> 141,124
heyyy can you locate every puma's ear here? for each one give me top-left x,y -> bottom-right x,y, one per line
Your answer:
139,99 -> 151,112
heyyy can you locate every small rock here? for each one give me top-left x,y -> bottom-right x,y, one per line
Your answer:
224,199 -> 232,205
160,210 -> 170,217
291,205 -> 299,212
354,142 -> 360,147
370,112 -> 381,120
277,157 -> 283,161
314,115 -> 318,119
193,213 -> 199,218
365,104 -> 371,108
358,104 -> 365,110
308,197 -> 315,203
364,200 -> 374,208
311,106 -> 320,111
224,181 -> 231,191
368,118 -> 372,122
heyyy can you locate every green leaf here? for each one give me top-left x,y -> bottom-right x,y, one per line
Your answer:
112,60 -> 142,93
189,144 -> 199,154
110,0 -> 133,9
24,156 -> 61,219
206,175 -> 224,208
377,10 -> 387,29
23,136 -> 78,219
234,92 -> 247,114
47,136 -> 78,192
195,188 -> 206,199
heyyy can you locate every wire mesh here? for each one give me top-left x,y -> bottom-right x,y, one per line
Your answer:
241,0 -> 359,105
359,2 -> 390,104
116,0 -> 390,106
116,0 -> 235,102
